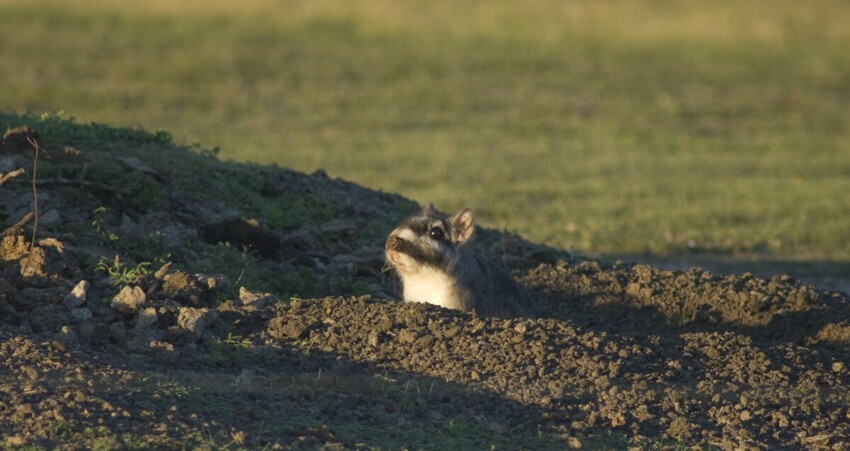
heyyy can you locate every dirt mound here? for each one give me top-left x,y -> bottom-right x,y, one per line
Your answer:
2,116 -> 850,448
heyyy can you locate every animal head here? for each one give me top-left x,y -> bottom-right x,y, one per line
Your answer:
385,203 -> 474,274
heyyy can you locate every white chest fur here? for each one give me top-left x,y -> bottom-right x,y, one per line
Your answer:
400,268 -> 460,310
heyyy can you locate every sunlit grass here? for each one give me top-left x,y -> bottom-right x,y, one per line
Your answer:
1,0 -> 849,262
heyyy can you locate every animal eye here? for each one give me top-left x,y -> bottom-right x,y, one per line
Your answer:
428,227 -> 445,240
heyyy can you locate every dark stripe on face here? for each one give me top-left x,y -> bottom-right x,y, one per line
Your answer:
387,235 -> 445,269
400,217 -> 452,243
400,217 -> 431,236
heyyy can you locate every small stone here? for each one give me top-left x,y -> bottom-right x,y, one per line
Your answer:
38,209 -> 61,227
149,341 -> 179,364
513,323 -> 527,334
238,287 -> 274,308
4,435 -> 26,447
71,307 -> 93,323
56,325 -> 78,347
177,307 -> 217,341
64,280 -> 90,308
20,365 -> 38,381
320,218 -> 356,235
1,235 -> 29,262
397,329 -> 417,344
153,262 -> 172,280
134,307 -> 158,330
197,273 -> 229,292
833,361 -> 845,373
740,410 -> 752,421
111,286 -> 146,314
110,321 -> 127,340
594,375 -> 610,389
20,247 -> 48,278
368,331 -> 381,347
162,272 -> 204,305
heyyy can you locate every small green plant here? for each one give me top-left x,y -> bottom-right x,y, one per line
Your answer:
95,254 -> 166,286
222,333 -> 252,349
91,206 -> 118,242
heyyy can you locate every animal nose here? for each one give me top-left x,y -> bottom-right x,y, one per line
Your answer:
386,235 -> 400,250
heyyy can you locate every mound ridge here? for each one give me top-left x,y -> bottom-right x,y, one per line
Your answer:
1,113 -> 849,448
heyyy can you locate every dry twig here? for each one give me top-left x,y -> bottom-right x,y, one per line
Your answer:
0,168 -> 25,187
23,136 -> 41,275
1,212 -> 34,236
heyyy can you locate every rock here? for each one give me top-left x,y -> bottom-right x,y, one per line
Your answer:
110,321 -> 127,340
19,247 -> 48,279
55,325 -> 78,348
162,272 -> 205,305
149,340 -> 180,364
20,287 -> 65,307
319,218 -> 356,235
200,217 -> 279,257
115,155 -> 159,176
239,287 -> 274,308
177,307 -> 217,341
325,262 -> 356,277
0,235 -> 28,262
196,273 -> 229,292
71,307 -> 93,323
134,307 -> 158,331
77,322 -> 97,346
153,262 -> 172,280
111,286 -> 147,314
38,209 -> 61,228
64,280 -> 90,309
268,317 -> 313,340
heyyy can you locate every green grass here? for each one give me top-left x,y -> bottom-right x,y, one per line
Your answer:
2,0 -> 849,264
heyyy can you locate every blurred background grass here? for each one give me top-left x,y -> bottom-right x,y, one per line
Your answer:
1,0 -> 849,288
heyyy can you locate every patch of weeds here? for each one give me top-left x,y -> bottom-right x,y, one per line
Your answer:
189,142 -> 220,159
153,378 -> 197,400
193,242 -> 267,293
41,423 -> 124,449
273,296 -> 300,313
125,233 -> 171,264
204,333 -> 257,366
579,430 -> 688,450
222,332 -> 253,349
36,160 -> 81,179
96,254 -> 168,286
121,171 -> 168,209
259,192 -> 338,230
442,418 -> 472,438
84,159 -> 167,210
398,380 -> 431,415
348,279 -> 374,296
45,420 -> 77,440
290,334 -> 322,357
82,426 -> 122,451
270,268 -> 326,299
3,111 -> 173,148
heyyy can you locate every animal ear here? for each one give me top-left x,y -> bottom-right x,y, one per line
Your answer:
449,208 -> 474,244
422,203 -> 436,216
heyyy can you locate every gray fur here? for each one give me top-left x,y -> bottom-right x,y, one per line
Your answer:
385,204 -> 536,318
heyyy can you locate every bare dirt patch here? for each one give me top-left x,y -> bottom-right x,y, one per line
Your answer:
2,122 -> 849,448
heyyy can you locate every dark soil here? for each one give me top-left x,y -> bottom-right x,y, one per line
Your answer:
2,120 -> 850,448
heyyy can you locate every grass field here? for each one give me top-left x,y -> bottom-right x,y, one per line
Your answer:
2,1 -> 849,278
